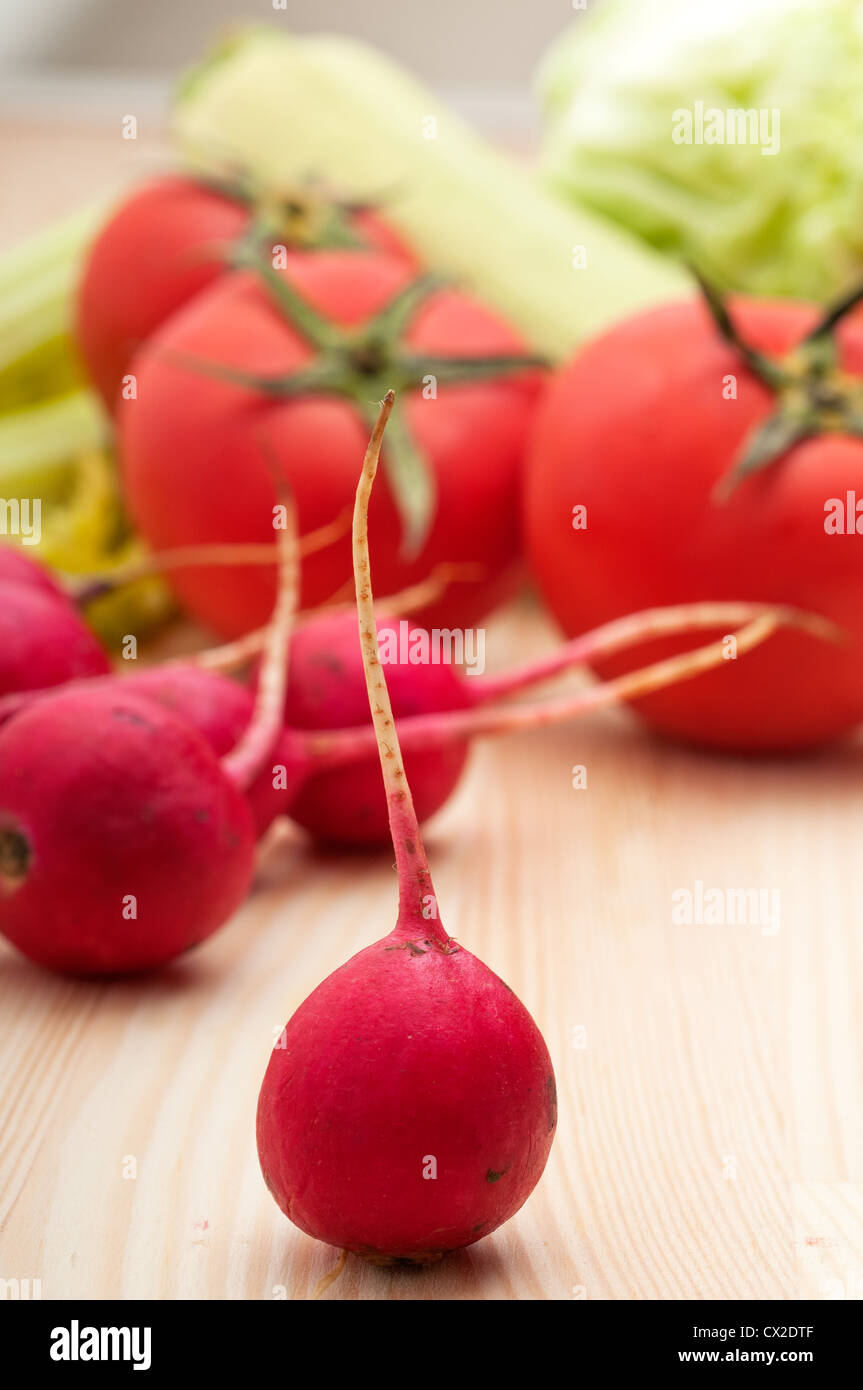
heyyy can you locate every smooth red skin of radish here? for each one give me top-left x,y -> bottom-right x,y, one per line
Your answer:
257,924 -> 556,1262
119,664 -> 299,836
0,665 -> 302,836
0,547 -> 68,602
118,252 -> 541,639
524,296 -> 863,752
282,609 -> 474,844
0,581 -> 110,696
0,685 -> 255,975
76,178 -> 417,409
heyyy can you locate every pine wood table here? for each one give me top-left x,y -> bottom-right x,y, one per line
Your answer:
1,119 -> 861,1302
2,596 -> 862,1300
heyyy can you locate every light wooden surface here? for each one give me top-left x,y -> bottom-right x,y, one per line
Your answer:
1,120 -> 862,1302
2,598 -> 862,1301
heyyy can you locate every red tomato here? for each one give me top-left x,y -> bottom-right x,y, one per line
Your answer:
76,177 -> 416,408
524,295 -> 863,751
118,251 -> 542,637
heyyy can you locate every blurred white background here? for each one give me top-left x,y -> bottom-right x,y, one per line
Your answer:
0,0 -> 582,134
0,0 -> 590,245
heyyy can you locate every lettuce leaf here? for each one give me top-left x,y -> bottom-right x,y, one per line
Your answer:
538,0 -> 863,300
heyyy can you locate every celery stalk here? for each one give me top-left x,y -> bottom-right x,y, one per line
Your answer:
173,29 -> 687,360
0,209 -> 174,640
0,206 -> 97,300
0,207 -> 101,411
0,391 -> 107,499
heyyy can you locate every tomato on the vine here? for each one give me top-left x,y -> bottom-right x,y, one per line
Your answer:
118,250 -> 544,637
525,287 -> 863,751
77,175 -> 416,407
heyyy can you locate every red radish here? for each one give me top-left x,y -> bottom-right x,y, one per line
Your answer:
0,546 -> 68,602
0,491 -> 299,975
281,609 -> 472,843
256,392 -> 557,1264
77,174 -> 415,407
0,598 -> 815,847
132,598 -> 799,846
292,601 -> 800,847
0,687 -> 257,974
254,598 -> 832,845
0,580 -> 110,697
114,665 -> 298,837
0,532 -> 348,704
118,251 -> 545,638
525,278 -> 863,751
255,401 -> 799,1260
0,665 -> 299,841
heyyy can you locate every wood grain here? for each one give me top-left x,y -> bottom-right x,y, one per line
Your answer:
1,599 -> 862,1300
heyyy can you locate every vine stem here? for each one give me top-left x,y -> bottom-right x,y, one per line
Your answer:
352,391 -> 449,944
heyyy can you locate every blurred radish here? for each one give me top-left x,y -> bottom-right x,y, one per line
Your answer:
0,524 -> 346,707
0,546 -> 68,601
0,580 -> 110,697
0,488 -> 299,974
0,598 -> 813,847
243,598 -> 830,845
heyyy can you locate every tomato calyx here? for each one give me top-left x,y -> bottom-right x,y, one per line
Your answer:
692,270 -> 863,500
164,251 -> 546,556
190,158 -> 378,255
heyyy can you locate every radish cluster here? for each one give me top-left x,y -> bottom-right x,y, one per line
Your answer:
0,543 -> 808,855
0,508 -> 298,975
269,598 -> 815,845
0,412 -> 809,1274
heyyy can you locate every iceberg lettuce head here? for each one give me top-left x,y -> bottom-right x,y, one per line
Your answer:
538,0 -> 863,300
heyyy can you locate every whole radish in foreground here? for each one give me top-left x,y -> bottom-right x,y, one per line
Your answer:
525,277 -> 863,751
118,250 -> 544,637
256,391 -> 557,1262
0,495 -> 299,974
253,400 -> 792,1259
77,173 -> 415,407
